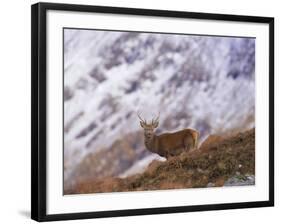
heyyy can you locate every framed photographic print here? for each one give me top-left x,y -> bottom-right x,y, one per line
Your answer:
31,2 -> 274,222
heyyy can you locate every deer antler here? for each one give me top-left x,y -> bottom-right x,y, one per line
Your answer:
151,112 -> 160,125
137,111 -> 147,124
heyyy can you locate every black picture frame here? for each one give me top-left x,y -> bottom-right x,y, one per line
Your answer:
31,2 -> 274,222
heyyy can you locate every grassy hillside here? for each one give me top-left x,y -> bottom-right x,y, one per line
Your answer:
65,128 -> 255,194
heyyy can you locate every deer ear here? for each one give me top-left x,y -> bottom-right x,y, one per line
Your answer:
140,121 -> 144,128
153,121 -> 159,128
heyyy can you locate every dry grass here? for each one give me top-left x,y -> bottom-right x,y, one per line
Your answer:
65,128 -> 255,194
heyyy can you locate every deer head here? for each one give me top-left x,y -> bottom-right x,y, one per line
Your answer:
137,112 -> 159,140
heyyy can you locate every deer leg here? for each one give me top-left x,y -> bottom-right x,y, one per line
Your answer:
184,137 -> 193,152
165,152 -> 171,160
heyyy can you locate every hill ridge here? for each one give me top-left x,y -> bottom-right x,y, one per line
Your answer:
66,128 -> 255,194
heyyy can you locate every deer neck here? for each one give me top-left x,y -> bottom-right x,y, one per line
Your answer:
144,134 -> 157,153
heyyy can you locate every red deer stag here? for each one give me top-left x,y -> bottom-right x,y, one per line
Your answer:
138,112 -> 199,158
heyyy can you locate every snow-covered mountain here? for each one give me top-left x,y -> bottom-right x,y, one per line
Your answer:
63,29 -> 255,190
